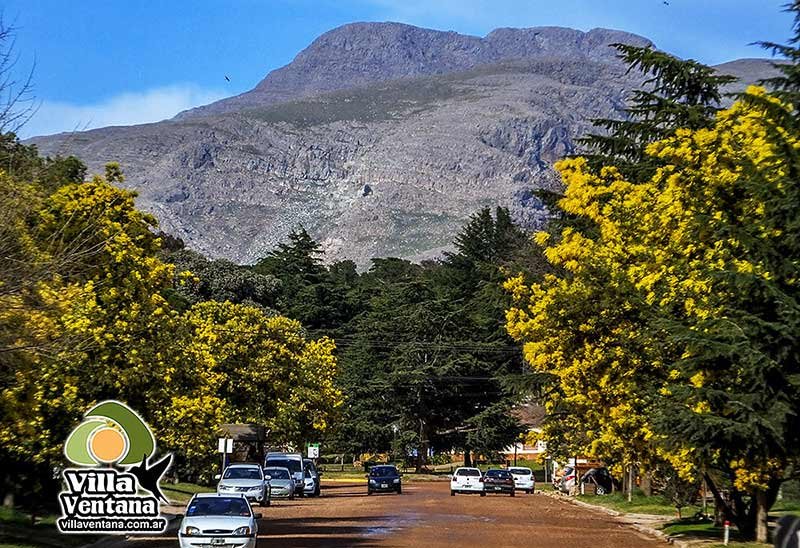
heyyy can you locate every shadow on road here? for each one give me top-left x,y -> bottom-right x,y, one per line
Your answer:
257,515 -> 389,547
321,483 -> 362,490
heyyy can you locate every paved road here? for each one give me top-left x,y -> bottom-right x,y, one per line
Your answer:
117,481 -> 662,548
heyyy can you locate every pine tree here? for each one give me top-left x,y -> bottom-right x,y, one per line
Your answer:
758,1 -> 800,111
577,44 -> 736,180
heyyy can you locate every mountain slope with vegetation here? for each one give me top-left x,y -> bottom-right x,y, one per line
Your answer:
28,23 -> 778,267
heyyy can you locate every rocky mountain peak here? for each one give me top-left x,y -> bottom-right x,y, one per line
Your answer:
176,22 -> 653,119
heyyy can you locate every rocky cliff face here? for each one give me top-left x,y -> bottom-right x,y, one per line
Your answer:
28,23 -> 777,267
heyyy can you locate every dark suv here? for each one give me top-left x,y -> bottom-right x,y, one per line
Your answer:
581,467 -> 614,495
366,465 -> 402,495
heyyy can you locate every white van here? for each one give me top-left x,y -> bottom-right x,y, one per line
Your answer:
264,452 -> 304,496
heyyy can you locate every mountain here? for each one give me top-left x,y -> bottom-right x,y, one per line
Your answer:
27,23 -> 779,267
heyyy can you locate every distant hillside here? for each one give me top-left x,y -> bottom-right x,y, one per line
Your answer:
28,23 -> 780,267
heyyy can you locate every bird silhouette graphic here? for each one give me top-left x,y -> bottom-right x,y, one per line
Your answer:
128,454 -> 173,503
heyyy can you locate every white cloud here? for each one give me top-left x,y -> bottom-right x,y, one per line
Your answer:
20,84 -> 228,139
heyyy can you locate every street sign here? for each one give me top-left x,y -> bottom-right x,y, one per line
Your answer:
217,438 -> 233,453
307,443 -> 320,459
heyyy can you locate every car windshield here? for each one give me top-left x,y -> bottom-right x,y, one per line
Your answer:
456,469 -> 481,477
265,458 -> 301,473
510,468 -> 532,475
486,469 -> 511,479
265,468 -> 290,479
187,497 -> 251,517
223,467 -> 261,480
370,466 -> 398,477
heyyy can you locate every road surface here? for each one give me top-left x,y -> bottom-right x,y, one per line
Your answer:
115,481 -> 662,548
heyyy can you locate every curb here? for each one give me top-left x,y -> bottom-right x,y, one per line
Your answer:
538,490 -> 690,547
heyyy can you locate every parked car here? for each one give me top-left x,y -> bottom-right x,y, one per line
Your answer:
303,458 -> 321,497
264,452 -> 304,496
508,466 -> 535,494
178,493 -> 260,548
483,468 -> 515,496
558,466 -> 614,495
450,467 -> 485,496
263,466 -> 294,500
557,466 -> 576,493
581,467 -> 614,495
366,465 -> 402,495
215,463 -> 270,506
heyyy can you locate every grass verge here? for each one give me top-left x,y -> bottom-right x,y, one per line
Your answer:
575,490 -> 701,516
0,507 -> 90,547
162,481 -> 215,505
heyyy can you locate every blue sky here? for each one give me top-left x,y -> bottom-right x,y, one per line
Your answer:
6,0 -> 793,137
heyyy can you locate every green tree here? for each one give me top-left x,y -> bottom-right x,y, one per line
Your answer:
167,249 -> 280,311
578,44 -> 736,180
758,1 -> 800,111
331,209 -> 533,468
506,88 -> 800,542
253,227 -> 358,332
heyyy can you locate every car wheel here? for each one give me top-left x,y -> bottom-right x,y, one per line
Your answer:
367,489 -> 373,496
397,486 -> 402,495
510,490 -> 515,497
596,485 -> 607,495
264,498 -> 271,507
289,492 -> 294,500
451,490 -> 456,496
314,485 -> 321,497
480,492 -> 486,497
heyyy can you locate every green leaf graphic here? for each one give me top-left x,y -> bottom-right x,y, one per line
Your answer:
86,401 -> 155,465
64,419 -> 104,465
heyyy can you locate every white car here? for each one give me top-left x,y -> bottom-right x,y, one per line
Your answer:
265,452 -> 305,497
509,466 -> 535,494
450,467 -> 485,496
216,463 -> 270,506
178,493 -> 259,548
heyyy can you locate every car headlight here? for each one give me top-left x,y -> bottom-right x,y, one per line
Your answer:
369,479 -> 377,484
184,526 -> 200,536
393,478 -> 400,483
233,526 -> 251,536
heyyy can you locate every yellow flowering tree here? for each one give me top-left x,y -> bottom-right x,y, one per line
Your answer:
1,166 -> 343,496
506,88 -> 800,541
156,300 -> 341,477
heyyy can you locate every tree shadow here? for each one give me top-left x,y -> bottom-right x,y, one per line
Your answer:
257,515 -> 394,548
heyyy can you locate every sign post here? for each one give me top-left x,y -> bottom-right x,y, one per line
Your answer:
218,437 -> 234,474
307,443 -> 320,459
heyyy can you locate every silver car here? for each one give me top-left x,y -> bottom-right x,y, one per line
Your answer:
264,466 -> 295,500
216,463 -> 270,506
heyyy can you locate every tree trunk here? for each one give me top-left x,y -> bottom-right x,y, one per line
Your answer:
464,449 -> 472,468
755,489 -> 769,544
641,470 -> 652,497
